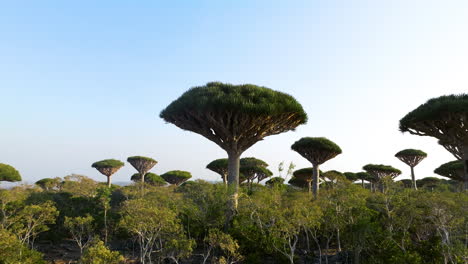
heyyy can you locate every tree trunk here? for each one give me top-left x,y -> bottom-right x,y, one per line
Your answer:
225,151 -> 241,229
337,228 -> 341,252
410,166 -> 417,190
464,144 -> 468,191
141,171 -> 145,184
308,180 -> 312,195
107,176 -> 111,188
223,173 -> 227,185
312,164 -> 320,199
361,179 -> 364,188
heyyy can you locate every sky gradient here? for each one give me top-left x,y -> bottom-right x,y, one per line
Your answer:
1,1 -> 467,185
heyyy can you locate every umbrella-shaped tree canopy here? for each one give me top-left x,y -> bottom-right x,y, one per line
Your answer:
0,163 -> 21,182
206,158 -> 228,183
91,159 -> 124,187
127,156 -> 158,183
395,149 -> 427,167
434,160 -> 464,182
131,172 -> 166,186
265,177 -> 285,187
161,170 -> 192,186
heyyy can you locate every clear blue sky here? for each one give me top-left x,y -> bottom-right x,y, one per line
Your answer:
1,0 -> 467,184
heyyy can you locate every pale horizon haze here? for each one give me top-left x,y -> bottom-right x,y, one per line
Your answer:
1,1 -> 467,185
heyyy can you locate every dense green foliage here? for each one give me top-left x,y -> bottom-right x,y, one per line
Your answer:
91,159 -> 125,169
434,160 -> 464,182
0,163 -> 22,182
291,137 -> 342,157
127,156 -> 157,163
131,173 -> 167,186
160,170 -> 192,186
395,149 -> 428,157
0,176 -> 466,263
160,82 -> 308,122
363,164 -> 402,176
399,94 -> 468,130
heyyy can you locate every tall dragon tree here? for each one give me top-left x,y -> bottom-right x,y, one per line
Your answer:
363,164 -> 401,193
160,170 -> 192,186
0,163 -> 21,186
355,172 -> 372,188
399,94 -> 468,190
127,156 -> 158,185
91,159 -> 124,188
160,82 -> 307,217
292,167 -> 314,193
291,137 -> 342,199
395,149 -> 427,190
206,159 -> 228,184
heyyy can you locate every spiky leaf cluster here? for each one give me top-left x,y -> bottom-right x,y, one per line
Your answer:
434,160 -> 464,182
363,164 -> 401,180
160,82 -> 308,153
0,163 -> 21,182
206,158 -> 228,180
161,170 -> 192,186
291,137 -> 342,165
240,157 -> 268,168
343,172 -> 358,181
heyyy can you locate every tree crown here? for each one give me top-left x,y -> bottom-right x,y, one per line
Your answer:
127,156 -> 157,163
0,163 -> 21,182
161,170 -> 192,185
363,164 -> 401,175
91,159 -> 125,169
265,177 -> 285,186
434,160 -> 464,181
395,149 -> 427,158
400,94 -> 468,131
240,157 -> 268,168
291,137 -> 342,154
131,172 -> 166,186
160,82 -> 308,122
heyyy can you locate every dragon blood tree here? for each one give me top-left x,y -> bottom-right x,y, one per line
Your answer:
322,170 -> 345,188
240,157 -> 270,183
291,167 -> 322,194
291,137 -> 342,199
363,164 -> 401,193
0,163 -> 21,185
395,149 -> 427,190
434,160 -> 464,184
160,82 -> 307,215
160,170 -> 192,186
399,94 -> 468,190
91,159 -> 124,188
355,172 -> 372,188
343,172 -> 358,183
127,156 -> 158,184
131,172 -> 167,186
265,177 -> 285,187
206,159 -> 228,184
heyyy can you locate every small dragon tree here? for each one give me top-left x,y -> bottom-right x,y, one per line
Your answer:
322,170 -> 344,188
363,164 -> 401,193
131,172 -> 167,186
239,157 -> 270,184
395,149 -> 427,190
0,163 -> 21,185
434,160 -> 464,183
399,94 -> 468,190
127,156 -> 158,185
291,167 -> 320,194
160,82 -> 307,216
91,159 -> 124,188
355,172 -> 371,188
160,170 -> 192,186
265,177 -> 285,187
291,137 -> 342,199
206,159 -> 228,184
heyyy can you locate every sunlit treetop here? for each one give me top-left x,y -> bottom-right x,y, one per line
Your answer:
160,82 -> 308,153
0,163 -> 21,182
291,137 -> 342,165
434,160 -> 464,182
363,164 -> 401,179
127,156 -> 157,163
91,159 -> 125,169
399,94 -> 468,146
206,158 -> 228,179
